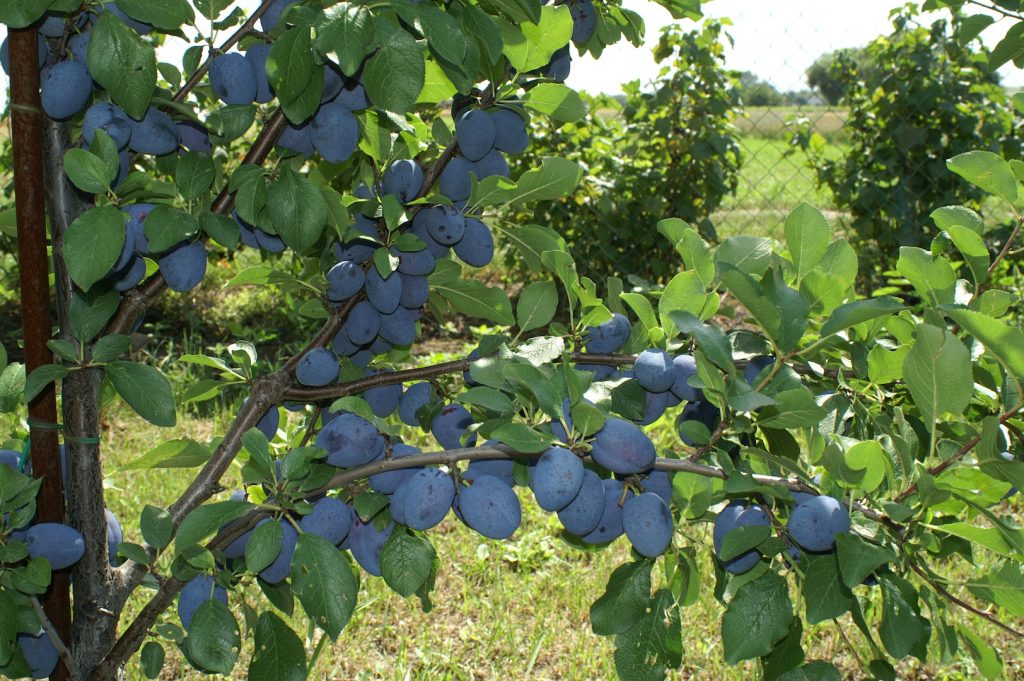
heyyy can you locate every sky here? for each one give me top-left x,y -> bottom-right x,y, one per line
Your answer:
1,0 -> 1022,111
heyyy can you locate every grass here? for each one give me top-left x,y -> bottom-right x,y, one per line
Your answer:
731,106 -> 849,143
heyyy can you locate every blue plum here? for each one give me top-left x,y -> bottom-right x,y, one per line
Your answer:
634,349 -> 675,393
259,521 -> 297,583
439,156 -> 475,202
557,468 -> 605,535
38,13 -> 69,38
335,79 -> 369,110
382,159 -> 424,203
398,382 -> 433,427
316,411 -> 385,468
295,347 -> 339,387
676,400 -> 720,445
400,467 -> 456,531
344,301 -> 381,345
128,107 -> 180,156
259,0 -> 297,31
543,46 -> 571,82
743,355 -> 775,387
399,273 -> 430,309
426,206 -> 466,246
529,446 -> 584,511
300,497 -> 353,545
68,31 -> 90,65
584,312 -> 630,353
41,61 -> 92,120
378,307 -> 418,346
457,475 -> 521,539
787,495 -> 850,552
473,148 -> 509,180
453,218 -> 494,267
431,404 -> 477,450
362,375 -> 402,417
568,0 -> 597,45
83,102 -> 132,149
590,418 -> 656,474
640,469 -> 672,503
245,42 -> 274,103
464,458 -> 516,488
622,492 -> 673,557
209,52 -> 257,105
348,518 -> 392,576
369,443 -> 422,494
26,523 -> 85,569
670,354 -> 701,402
178,575 -> 228,630
311,103 -> 359,163
255,403 -> 279,441
177,119 -> 211,153
17,632 -> 59,679
632,389 -> 674,427
325,260 -> 366,303
0,34 -> 48,76
158,241 -> 207,292
581,478 -> 630,544
456,109 -> 496,161
277,120 -> 314,157
365,266 -> 402,314
0,449 -> 20,469
99,2 -> 153,34
490,107 -> 529,154
394,245 -> 436,276
713,500 -> 760,574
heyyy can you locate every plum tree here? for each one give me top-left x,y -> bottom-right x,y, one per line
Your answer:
529,446 -> 584,511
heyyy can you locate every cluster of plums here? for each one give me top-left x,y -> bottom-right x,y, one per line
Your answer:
0,449 -> 123,678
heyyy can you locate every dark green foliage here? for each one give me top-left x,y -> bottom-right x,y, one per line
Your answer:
508,20 -> 741,282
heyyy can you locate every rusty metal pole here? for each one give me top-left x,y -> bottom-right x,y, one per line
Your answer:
9,27 -> 73,681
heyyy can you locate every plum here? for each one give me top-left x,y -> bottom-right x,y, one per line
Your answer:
453,218 -> 494,267
258,521 -> 297,584
622,492 -> 673,557
348,517 -> 392,576
68,31 -> 90,64
344,301 -> 381,345
0,449 -> 20,469
743,355 -> 775,387
401,467 -> 456,531
676,400 -> 721,445
365,266 -> 402,314
398,382 -> 433,427
105,508 -> 122,565
378,307 -> 418,346
277,120 -> 314,157
255,403 -> 279,441
158,241 -> 207,292
300,497 -> 353,545
399,273 -> 430,309
787,495 -> 850,552
568,0 -> 597,45
669,354 -> 702,402
557,468 -> 605,535
335,79 -> 369,110
245,42 -> 275,103
369,443 -> 422,494
456,109 -> 496,161
325,260 -> 366,303
83,102 -> 132,149
316,411 -> 385,468
464,458 -> 516,488
394,245 -> 436,276
590,418 -> 656,474
41,61 -> 92,120
99,2 -> 153,34
529,447 -> 584,511
457,475 -> 521,539
26,523 -> 85,569
640,469 -> 672,503
490,107 -> 529,155
178,575 -> 228,630
209,52 -> 257,105
0,34 -> 48,77
321,61 -> 345,103
362,374 -> 402,417
382,159 -> 424,203
426,206 -> 466,246
259,0 -> 297,31
176,119 -> 211,153
128,107 -> 181,156
295,347 -> 339,387
581,478 -> 630,544
311,103 -> 359,163
17,632 -> 59,679
474,148 -> 509,180
439,155 -> 475,202
634,349 -> 675,393
543,46 -> 571,82
584,313 -> 630,353
431,404 -> 477,450
713,500 -> 761,574
632,389 -> 674,427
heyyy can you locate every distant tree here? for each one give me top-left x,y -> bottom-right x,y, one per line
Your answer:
736,71 -> 784,106
806,47 -> 871,105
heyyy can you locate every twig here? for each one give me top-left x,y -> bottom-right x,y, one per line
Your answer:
965,0 -> 1024,21
986,212 -> 1024,279
907,559 -> 1024,639
30,595 -> 74,674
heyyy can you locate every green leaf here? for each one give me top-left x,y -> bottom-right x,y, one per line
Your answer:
394,3 -> 468,65
669,312 -> 733,374
498,5 -> 572,72
429,271 -> 515,326
380,530 -> 436,598
944,224 -> 990,286
267,167 -> 327,252
489,422 -> 551,453
24,364 -> 69,403
721,573 -> 792,664
590,561 -> 653,636
363,19 -> 425,115
879,574 -> 924,659
176,152 -> 215,200
903,324 -> 972,426
613,589 -> 681,680
469,158 -> 583,211
719,525 -> 771,561
0,591 -> 16,667
120,438 -> 211,471
248,612 -> 307,681
784,203 -> 830,283
92,334 -> 132,363
819,297 -> 905,338
64,206 -> 127,292
267,26 -> 323,123
316,3 -> 375,76
943,308 -> 1024,382
143,206 -> 199,254
835,534 -> 895,589
70,289 -> 121,343
87,14 -> 157,120
185,600 -> 240,675
947,150 -> 1018,204
199,212 -> 239,249
292,533 -> 358,638
719,266 -> 806,352
140,641 -> 165,679
175,500 -> 252,553
775,662 -> 842,681
64,148 -> 116,194
114,0 -> 195,30
522,83 -> 585,122
716,236 -> 772,277
931,205 -> 984,234
140,505 -> 173,551
516,281 -> 558,333
0,0 -> 50,28
107,361 -> 176,427
802,553 -> 852,624
960,626 -> 1003,680
0,363 -> 25,413
246,520 -> 283,574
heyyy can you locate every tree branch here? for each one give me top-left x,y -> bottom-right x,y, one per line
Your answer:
907,558 -> 1024,639
30,595 -> 74,675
